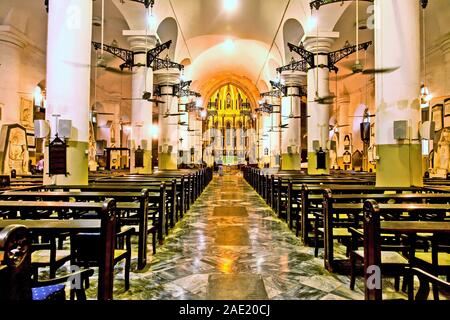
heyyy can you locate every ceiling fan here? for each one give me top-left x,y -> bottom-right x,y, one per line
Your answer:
163,112 -> 186,118
349,108 -> 375,119
121,91 -> 165,104
66,1 -> 136,75
329,124 -> 350,131
334,0 -> 399,81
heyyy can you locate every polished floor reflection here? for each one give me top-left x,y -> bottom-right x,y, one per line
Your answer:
82,173 -> 373,300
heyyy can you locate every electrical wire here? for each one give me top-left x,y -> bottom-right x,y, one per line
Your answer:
168,0 -> 193,61
255,0 -> 291,87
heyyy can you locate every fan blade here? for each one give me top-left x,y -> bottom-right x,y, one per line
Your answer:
103,66 -> 135,75
148,99 -> 165,104
94,112 -> 115,115
362,67 -> 399,75
314,95 -> 336,104
332,73 -> 354,81
349,115 -> 376,118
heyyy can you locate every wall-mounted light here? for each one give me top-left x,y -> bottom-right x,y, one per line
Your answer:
196,98 -> 203,108
34,86 -> 43,107
147,8 -> 157,35
306,16 -> 317,32
420,83 -> 433,108
150,124 -> 159,139
123,125 -> 132,135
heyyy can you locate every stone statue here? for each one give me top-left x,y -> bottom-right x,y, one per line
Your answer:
4,126 -> 30,175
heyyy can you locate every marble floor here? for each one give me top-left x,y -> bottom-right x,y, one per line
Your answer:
79,173 -> 378,300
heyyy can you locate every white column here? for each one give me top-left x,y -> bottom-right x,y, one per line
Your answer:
125,33 -> 157,174
193,111 -> 202,164
302,32 -> 339,175
375,0 -> 422,187
269,96 -> 281,168
44,0 -> 92,185
154,69 -> 180,170
178,99 -> 191,165
280,71 -> 304,170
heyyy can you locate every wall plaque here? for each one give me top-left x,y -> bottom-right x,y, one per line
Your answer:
48,136 -> 67,175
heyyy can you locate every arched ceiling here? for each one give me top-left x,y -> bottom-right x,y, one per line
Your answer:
111,0 -> 354,107
2,0 -> 449,110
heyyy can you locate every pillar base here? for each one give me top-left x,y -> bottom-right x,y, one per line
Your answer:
158,153 -> 178,170
281,154 -> 301,171
307,152 -> 330,175
131,150 -> 152,174
44,141 -> 88,186
376,144 -> 423,187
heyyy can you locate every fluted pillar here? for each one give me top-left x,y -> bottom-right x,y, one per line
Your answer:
124,32 -> 157,174
44,0 -> 92,185
375,0 -> 422,187
154,69 -> 180,170
302,32 -> 339,175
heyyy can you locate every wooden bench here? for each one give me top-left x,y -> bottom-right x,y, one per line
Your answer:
16,184 -> 168,246
322,195 -> 450,273
0,189 -> 156,270
362,200 -> 450,300
0,198 -> 117,300
297,185 -> 424,245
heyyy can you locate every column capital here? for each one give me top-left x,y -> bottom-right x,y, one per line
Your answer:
154,68 -> 181,85
301,31 -> 339,53
123,30 -> 158,51
0,25 -> 29,49
281,71 -> 305,87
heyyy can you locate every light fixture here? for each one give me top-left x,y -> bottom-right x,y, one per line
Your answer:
123,125 -> 132,135
420,83 -> 433,108
223,38 -> 235,52
180,70 -> 187,82
223,0 -> 238,12
147,5 -> 157,35
306,16 -> 317,32
34,86 -> 43,107
150,124 -> 159,139
420,6 -> 432,108
273,72 -> 281,84
200,110 -> 207,119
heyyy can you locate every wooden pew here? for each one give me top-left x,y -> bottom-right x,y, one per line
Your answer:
322,193 -> 450,272
298,184 -> 423,245
362,200 -> 450,300
0,198 -> 117,300
17,183 -> 168,246
0,189 -> 155,270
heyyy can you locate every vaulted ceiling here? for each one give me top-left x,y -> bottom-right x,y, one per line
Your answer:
1,0 -> 449,107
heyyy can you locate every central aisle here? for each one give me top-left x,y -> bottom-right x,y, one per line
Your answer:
110,173 -> 364,300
